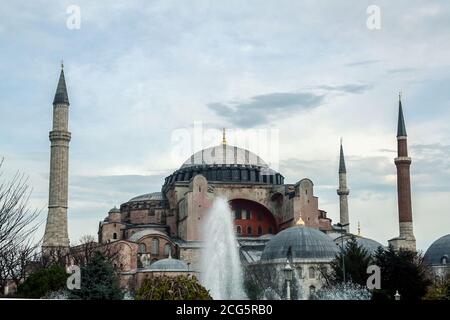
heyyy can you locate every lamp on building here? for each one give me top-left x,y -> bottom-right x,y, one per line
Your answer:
283,259 -> 293,300
394,290 -> 401,301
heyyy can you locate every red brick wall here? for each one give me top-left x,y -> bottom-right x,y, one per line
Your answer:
230,199 -> 278,236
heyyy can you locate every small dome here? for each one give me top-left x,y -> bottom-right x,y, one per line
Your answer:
148,257 -> 189,271
181,144 -> 268,169
261,226 -> 339,263
108,206 -> 120,214
424,234 -> 450,266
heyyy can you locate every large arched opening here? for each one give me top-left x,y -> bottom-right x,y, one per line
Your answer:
229,199 -> 278,237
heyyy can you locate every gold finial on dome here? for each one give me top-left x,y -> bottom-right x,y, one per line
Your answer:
296,216 -> 305,226
222,128 -> 227,145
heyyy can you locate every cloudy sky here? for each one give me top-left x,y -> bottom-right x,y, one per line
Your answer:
0,0 -> 449,251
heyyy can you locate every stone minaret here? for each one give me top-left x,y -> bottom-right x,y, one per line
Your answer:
337,139 -> 350,233
388,94 -> 416,251
42,64 -> 71,250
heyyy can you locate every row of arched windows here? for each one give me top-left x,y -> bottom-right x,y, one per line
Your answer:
138,238 -> 172,256
236,225 -> 273,236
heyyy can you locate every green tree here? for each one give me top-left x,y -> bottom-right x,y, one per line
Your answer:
424,274 -> 450,300
327,236 -> 372,286
69,251 -> 122,300
136,275 -> 212,300
371,246 -> 431,301
17,265 -> 68,298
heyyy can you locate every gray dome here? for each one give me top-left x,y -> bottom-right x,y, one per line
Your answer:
148,257 -> 189,271
108,206 -> 120,214
334,235 -> 383,255
128,192 -> 163,202
261,226 -> 339,263
424,234 -> 450,266
181,144 -> 268,169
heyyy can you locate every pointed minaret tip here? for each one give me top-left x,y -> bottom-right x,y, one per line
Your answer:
53,63 -> 69,105
397,92 -> 407,137
339,138 -> 347,174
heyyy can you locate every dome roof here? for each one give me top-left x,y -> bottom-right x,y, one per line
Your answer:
424,234 -> 450,266
148,257 -> 189,271
261,226 -> 339,263
128,192 -> 163,202
181,144 -> 268,169
334,235 -> 383,255
108,206 -> 120,214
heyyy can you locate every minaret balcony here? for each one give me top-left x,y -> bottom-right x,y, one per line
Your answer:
394,156 -> 411,165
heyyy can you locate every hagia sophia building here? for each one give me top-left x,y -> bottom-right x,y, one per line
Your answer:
41,66 -> 450,297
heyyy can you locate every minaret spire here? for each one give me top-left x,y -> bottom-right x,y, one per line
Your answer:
43,64 -> 72,251
389,93 -> 416,251
337,138 -> 350,233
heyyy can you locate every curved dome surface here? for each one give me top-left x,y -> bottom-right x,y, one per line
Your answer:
424,234 -> 450,266
261,226 -> 339,263
181,144 -> 268,169
129,229 -> 168,242
334,235 -> 383,255
128,192 -> 163,202
148,257 -> 189,271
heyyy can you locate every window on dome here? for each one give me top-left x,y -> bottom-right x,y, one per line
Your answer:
151,238 -> 159,255
112,232 -> 117,240
442,256 -> 448,265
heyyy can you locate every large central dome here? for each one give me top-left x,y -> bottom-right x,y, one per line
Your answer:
181,144 -> 268,169
162,144 -> 284,190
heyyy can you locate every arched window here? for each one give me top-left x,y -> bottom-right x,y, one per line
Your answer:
164,243 -> 172,257
247,226 -> 252,235
309,266 -> 315,279
297,267 -> 303,279
151,238 -> 160,255
138,243 -> 146,254
442,256 -> 448,265
112,232 -> 117,240
257,226 -> 263,235
309,285 -> 316,296
236,225 -> 242,235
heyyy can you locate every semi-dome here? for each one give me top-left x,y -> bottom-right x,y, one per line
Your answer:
261,226 -> 339,263
424,234 -> 450,266
129,229 -> 168,242
181,144 -> 268,169
148,257 -> 189,271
